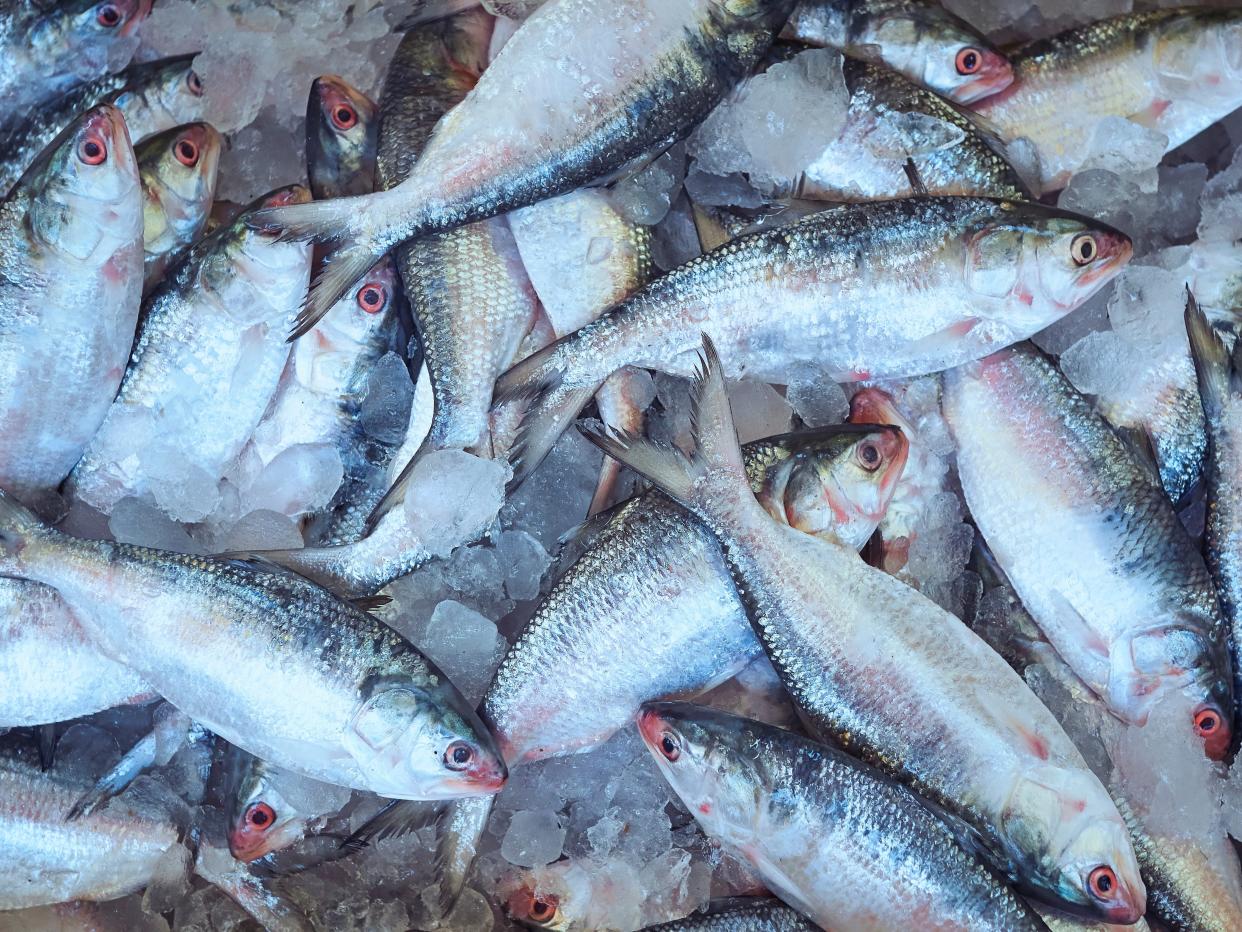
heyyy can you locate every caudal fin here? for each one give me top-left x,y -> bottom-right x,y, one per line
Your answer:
579,335 -> 746,525
1186,288 -> 1242,421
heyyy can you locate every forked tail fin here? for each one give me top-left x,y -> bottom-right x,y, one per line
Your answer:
1186,287 -> 1242,421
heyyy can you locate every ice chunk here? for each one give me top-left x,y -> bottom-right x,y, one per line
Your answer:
239,444 -> 343,517
651,194 -> 704,272
607,146 -> 686,227
501,810 -> 567,868
147,454 -> 221,525
360,352 -> 416,445
727,380 -> 792,443
1032,287 -> 1112,356
503,429 -> 601,549
417,600 -> 507,706
495,530 -> 552,602
785,367 -> 849,428
403,450 -> 508,559
1081,117 -> 1168,182
108,497 -> 201,554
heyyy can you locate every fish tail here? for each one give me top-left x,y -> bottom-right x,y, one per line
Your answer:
580,335 -> 747,526
1185,288 -> 1237,420
588,368 -> 649,515
0,488 -> 45,557
396,0 -> 481,31
432,795 -> 494,913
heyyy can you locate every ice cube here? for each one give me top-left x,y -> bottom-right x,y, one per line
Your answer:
502,429 -> 601,548
495,530 -> 552,602
785,367 -> 849,428
500,810 -> 567,868
403,450 -> 509,559
360,352 -> 416,446
108,497 -> 201,554
727,380 -> 792,443
217,509 -> 305,552
417,600 -> 508,706
239,443 -> 343,517
607,145 -> 686,227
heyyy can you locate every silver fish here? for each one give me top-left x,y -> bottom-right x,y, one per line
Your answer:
586,338 -> 1144,922
0,103 -> 143,505
226,754 -> 345,863
638,900 -> 816,931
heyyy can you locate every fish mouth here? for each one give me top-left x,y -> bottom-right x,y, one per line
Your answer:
953,55 -> 1014,104
227,828 -> 272,863
636,706 -> 666,751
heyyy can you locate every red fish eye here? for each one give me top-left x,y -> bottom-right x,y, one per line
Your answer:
186,70 -> 204,96
96,3 -> 122,27
1088,866 -> 1117,899
77,134 -> 107,165
444,741 -> 474,771
529,897 -> 558,922
858,441 -> 882,470
246,802 -> 275,829
331,104 -> 358,131
1195,708 -> 1220,734
956,47 -> 982,75
356,283 -> 386,313
175,138 -> 199,167
659,731 -> 681,761
1071,234 -> 1098,266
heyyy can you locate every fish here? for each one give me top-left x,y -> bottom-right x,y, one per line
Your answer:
137,122 -> 222,292
784,0 -> 1011,104
0,103 -> 143,505
586,337 -> 1144,922
943,343 -> 1233,759
0,577 -> 151,727
0,54 -> 206,195
638,702 -> 1049,930
972,8 -> 1242,194
0,0 -> 154,126
509,188 -> 655,514
226,754 -> 345,863
306,75 -> 379,200
0,490 -> 507,800
252,0 -> 798,331
638,899 -> 816,931
66,186 -> 313,517
1185,293 -> 1242,750
497,196 -> 1132,487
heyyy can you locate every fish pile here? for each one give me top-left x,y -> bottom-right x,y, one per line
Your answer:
3,0 -> 1242,929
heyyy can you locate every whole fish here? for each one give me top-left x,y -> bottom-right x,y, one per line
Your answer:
0,103 -> 143,504
639,900 -> 816,931
944,344 -> 1233,759
498,197 -> 1131,486
509,188 -> 655,514
1185,295 -> 1242,747
0,577 -> 151,727
0,0 -> 153,125
0,54 -> 205,195
306,75 -> 378,200
972,8 -> 1242,194
0,491 -> 507,799
783,0 -> 1012,103
253,0 -> 798,330
137,122 -> 222,292
639,703 -> 1048,930
586,339 -> 1144,922
67,186 -> 313,518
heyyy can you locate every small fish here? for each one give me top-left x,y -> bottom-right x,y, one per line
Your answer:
137,122 -> 222,292
638,899 -> 816,931
944,343 -> 1233,759
0,54 -> 206,195
586,337 -> 1143,922
972,8 -> 1242,194
252,0 -> 797,331
638,703 -> 1048,930
0,490 -> 506,800
498,197 -> 1131,487
0,577 -> 151,728
306,75 -> 379,200
783,0 -> 1012,103
0,103 -> 143,504
67,186 -> 313,517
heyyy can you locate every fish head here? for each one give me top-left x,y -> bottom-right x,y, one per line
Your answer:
345,679 -> 507,800
224,185 -> 313,280
138,123 -> 221,239
27,0 -> 152,83
500,861 -> 593,931
227,761 -> 309,862
306,75 -> 378,199
116,55 -> 209,139
292,256 -> 402,385
963,203 -> 1132,331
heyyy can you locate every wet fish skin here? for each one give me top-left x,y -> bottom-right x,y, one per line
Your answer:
256,0 -> 798,330
498,196 -> 1132,486
587,340 -> 1144,922
306,75 -> 379,200
972,8 -> 1242,194
638,703 -> 1048,931
784,0 -> 1012,103
137,122 -> 222,292
0,54 -> 206,195
944,344 -> 1233,759
638,900 -> 816,931
0,103 -> 143,504
0,577 -> 151,727
0,491 -> 507,801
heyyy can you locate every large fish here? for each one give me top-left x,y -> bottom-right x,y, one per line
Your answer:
972,8 -> 1242,194
586,339 -> 1144,922
0,490 -> 507,800
253,0 -> 797,330
498,197 -> 1131,486
137,122 -> 221,292
0,103 -> 143,505
783,0 -> 1011,103
0,54 -> 205,195
638,703 -> 1048,930
306,75 -> 378,200
67,186 -> 313,517
944,344 -> 1234,759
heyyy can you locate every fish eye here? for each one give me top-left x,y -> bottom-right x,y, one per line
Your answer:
175,137 -> 200,167
659,731 -> 681,761
857,441 -> 882,471
1071,234 -> 1098,266
956,47 -> 982,75
331,103 -> 358,131
95,3 -> 122,27
77,134 -> 108,165
529,896 -> 558,923
1194,708 -> 1221,735
245,802 -> 275,829
356,282 -> 387,313
444,741 -> 474,771
1088,865 -> 1117,899
186,70 -> 205,96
